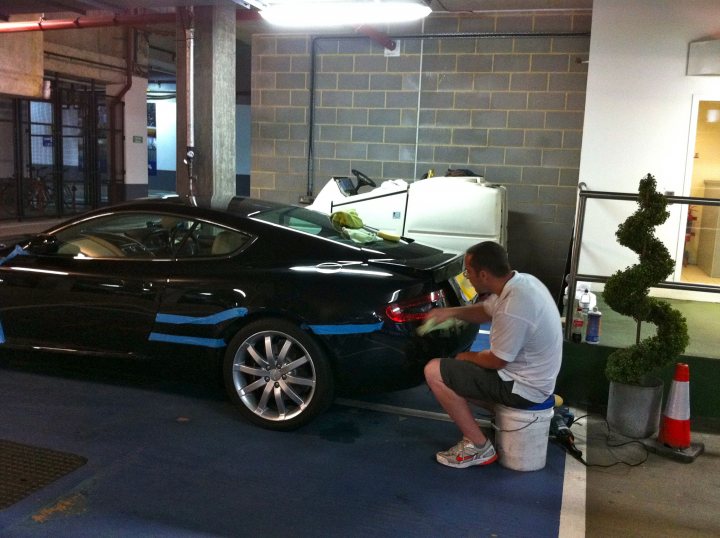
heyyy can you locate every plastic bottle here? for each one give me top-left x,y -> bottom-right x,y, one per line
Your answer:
579,288 -> 591,314
571,307 -> 584,343
586,307 -> 602,344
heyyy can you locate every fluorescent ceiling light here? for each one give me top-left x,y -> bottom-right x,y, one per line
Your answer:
259,0 -> 432,28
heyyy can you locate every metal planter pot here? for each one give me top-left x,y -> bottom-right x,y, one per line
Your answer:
606,377 -> 663,438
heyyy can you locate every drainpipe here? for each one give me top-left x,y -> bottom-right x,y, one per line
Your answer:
182,7 -> 197,207
108,26 -> 134,203
114,26 -> 135,101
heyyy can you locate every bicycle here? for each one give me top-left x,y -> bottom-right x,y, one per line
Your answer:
22,167 -> 84,215
27,177 -> 50,212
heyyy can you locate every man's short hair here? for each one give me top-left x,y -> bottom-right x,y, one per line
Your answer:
466,241 -> 511,277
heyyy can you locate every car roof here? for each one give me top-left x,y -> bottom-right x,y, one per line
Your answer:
38,196 -> 454,268
91,196 -> 287,216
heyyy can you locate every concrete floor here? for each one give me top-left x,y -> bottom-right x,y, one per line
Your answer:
584,416 -> 720,537
0,349 -> 717,537
0,352 -> 570,537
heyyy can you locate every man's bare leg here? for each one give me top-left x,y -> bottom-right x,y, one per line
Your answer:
424,358 -> 489,446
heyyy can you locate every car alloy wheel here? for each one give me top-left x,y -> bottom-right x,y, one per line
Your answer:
223,319 -> 333,430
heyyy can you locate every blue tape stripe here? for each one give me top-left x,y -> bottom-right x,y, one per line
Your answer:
149,332 -> 226,348
155,307 -> 248,325
0,320 -> 5,344
0,245 -> 28,266
309,322 -> 383,335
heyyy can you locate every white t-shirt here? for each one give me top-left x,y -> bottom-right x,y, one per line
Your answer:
482,271 -> 563,402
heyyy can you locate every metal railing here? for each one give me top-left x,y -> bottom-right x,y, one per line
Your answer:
563,183 -> 720,341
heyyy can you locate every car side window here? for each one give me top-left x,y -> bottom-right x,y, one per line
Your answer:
52,213 -> 187,259
51,213 -> 249,260
286,216 -> 322,235
201,223 -> 250,257
53,214 -> 146,258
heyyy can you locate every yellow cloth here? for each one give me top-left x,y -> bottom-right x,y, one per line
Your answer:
331,209 -> 364,230
330,209 -> 379,244
416,317 -> 467,336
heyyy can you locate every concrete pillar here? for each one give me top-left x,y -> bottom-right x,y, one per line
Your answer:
176,6 -> 236,209
0,31 -> 43,98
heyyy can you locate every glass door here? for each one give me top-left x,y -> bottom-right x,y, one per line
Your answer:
59,83 -> 95,215
12,80 -> 117,219
682,97 -> 720,287
0,98 -> 18,218
19,100 -> 57,217
61,83 -> 114,208
97,97 -> 111,205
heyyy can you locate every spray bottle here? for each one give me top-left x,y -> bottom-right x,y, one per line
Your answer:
585,307 -> 602,344
578,288 -> 591,314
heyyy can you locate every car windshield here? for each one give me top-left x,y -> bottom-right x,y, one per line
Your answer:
250,205 -> 408,248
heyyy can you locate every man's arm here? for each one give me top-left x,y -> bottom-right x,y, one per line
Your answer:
457,348 -> 507,370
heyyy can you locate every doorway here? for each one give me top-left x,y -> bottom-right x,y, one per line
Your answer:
682,99 -> 720,286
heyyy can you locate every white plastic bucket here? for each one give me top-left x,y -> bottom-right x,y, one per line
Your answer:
494,404 -> 553,471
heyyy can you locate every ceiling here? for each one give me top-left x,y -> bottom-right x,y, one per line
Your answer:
1,1 -> 592,85
0,1 -> 593,23
0,1 -> 593,47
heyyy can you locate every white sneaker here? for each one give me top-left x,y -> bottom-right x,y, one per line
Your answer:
436,438 -> 498,468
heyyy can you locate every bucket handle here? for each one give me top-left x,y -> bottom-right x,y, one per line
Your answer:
492,416 -> 539,432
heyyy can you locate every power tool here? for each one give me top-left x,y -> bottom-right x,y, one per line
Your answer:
550,407 -> 584,462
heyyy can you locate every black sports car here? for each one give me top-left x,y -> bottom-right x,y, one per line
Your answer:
0,197 -> 479,430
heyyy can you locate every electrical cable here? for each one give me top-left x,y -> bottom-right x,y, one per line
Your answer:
552,413 -> 650,468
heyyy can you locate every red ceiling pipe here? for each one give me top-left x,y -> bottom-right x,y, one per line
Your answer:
0,10 -> 260,33
0,13 -> 176,32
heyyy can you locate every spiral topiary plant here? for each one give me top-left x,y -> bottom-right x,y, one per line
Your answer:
603,173 -> 689,385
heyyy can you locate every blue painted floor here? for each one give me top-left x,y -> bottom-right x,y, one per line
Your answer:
0,329 -> 567,537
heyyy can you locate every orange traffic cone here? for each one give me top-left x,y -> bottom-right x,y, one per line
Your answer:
657,363 -> 691,448
646,363 -> 704,462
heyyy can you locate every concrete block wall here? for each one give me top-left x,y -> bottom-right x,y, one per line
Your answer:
251,13 -> 590,295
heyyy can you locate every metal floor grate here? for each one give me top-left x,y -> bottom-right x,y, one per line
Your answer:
0,439 -> 87,510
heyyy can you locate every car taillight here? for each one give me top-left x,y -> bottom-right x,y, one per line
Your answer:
385,290 -> 445,323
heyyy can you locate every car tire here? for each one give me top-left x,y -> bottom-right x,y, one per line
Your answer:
223,319 -> 334,431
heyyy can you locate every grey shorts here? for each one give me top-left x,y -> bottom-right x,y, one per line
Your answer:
439,358 -> 536,409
